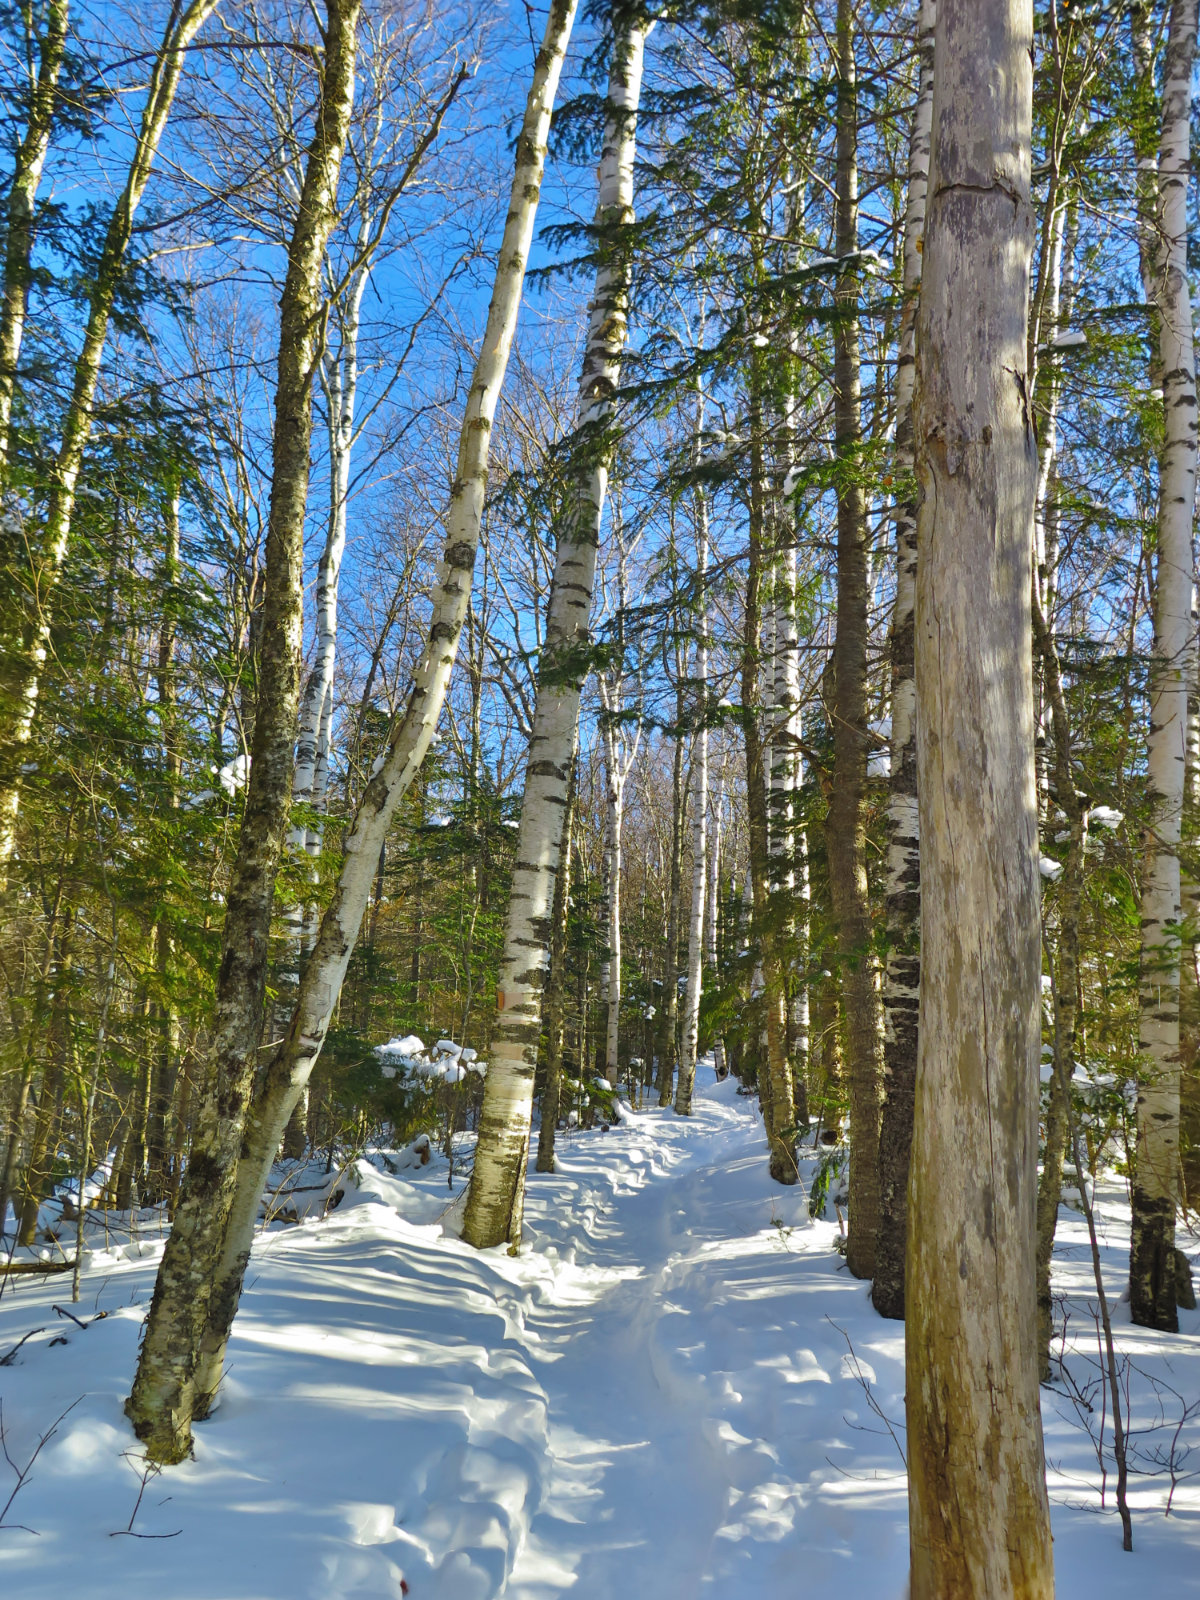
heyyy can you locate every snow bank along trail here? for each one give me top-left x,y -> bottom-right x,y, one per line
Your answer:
1,1064 -> 1198,1598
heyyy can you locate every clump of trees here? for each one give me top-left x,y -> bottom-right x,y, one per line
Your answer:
1,0 -> 1197,1590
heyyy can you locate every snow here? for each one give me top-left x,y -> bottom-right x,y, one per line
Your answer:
1040,856 -> 1063,880
1050,329 -> 1088,349
1090,805 -> 1123,829
2,1062 -> 1198,1598
375,1034 -> 486,1082
378,1034 -> 427,1060
217,753 -> 249,798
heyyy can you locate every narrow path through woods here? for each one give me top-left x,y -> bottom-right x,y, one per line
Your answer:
1,1066 -> 1197,1599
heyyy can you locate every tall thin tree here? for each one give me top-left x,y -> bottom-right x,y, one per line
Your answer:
463,12 -> 649,1251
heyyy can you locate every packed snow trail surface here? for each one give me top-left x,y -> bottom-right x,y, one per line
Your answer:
1,1064 -> 1198,1598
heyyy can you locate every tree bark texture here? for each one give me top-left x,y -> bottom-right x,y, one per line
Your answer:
463,17 -> 646,1251
1131,0 -> 1198,1334
873,0 -> 933,1323
827,0 -> 882,1273
536,763 -> 576,1174
906,2 -> 1054,1593
126,0 -> 360,1463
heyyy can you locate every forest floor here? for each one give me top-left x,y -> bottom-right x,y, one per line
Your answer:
1,1062 -> 1199,1599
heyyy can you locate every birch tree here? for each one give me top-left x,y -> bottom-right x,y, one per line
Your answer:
158,0 -> 580,1408
126,0 -> 362,1462
536,756 -> 576,1173
1131,0 -> 1198,1333
906,0 -> 1054,1591
0,0 -> 221,877
463,13 -> 648,1252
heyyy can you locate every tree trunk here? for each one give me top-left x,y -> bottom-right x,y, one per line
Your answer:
463,16 -> 646,1252
0,0 -> 69,473
599,545 -> 639,1089
677,460 -> 709,1114
1131,0 -> 1198,1334
826,0 -> 881,1272
537,762 -> 576,1174
657,690 -> 685,1104
740,395 -> 796,1181
17,1064 -> 60,1245
0,0 -> 221,876
872,0 -> 933,1323
1026,190 -> 1082,1378
906,2 -> 1054,1593
126,0 -> 361,1464
706,767 -> 726,1077
1032,591 -> 1086,1380
601,753 -> 624,1081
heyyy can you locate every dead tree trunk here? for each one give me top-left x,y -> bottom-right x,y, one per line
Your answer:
905,1 -> 1054,1593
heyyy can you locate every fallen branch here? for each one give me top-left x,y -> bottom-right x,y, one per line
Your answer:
0,1329 -> 44,1367
0,1259 -> 74,1277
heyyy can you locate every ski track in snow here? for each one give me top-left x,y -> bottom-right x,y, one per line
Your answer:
1,1063 -> 1198,1598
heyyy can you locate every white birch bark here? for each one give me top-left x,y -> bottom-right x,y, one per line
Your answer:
463,17 -> 648,1251
906,0 -> 1053,1590
296,260 -> 368,836
276,251 -> 369,1019
181,1 -> 582,1387
0,0 -> 221,874
1131,0 -> 1198,1333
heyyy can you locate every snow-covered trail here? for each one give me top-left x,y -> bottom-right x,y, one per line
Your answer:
1,1065 -> 1198,1599
508,1088 -> 908,1597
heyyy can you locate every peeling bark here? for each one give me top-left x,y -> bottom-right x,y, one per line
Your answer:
906,0 -> 1054,1592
